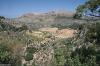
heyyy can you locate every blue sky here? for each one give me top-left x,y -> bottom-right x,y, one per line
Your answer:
0,0 -> 86,18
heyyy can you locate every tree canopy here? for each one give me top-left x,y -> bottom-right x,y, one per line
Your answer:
74,0 -> 100,19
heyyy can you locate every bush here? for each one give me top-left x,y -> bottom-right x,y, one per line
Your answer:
69,45 -> 98,66
24,53 -> 33,61
26,47 -> 37,54
85,23 -> 100,45
0,22 -> 17,31
24,47 -> 37,61
0,43 -> 12,64
18,24 -> 28,31
0,43 -> 22,66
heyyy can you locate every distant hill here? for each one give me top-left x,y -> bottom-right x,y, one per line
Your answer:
16,11 -> 74,22
3,11 -> 86,29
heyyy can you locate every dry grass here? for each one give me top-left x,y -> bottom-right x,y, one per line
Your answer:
55,28 -> 77,38
39,27 -> 77,38
26,27 -> 77,38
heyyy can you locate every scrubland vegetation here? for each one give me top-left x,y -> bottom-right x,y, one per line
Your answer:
0,0 -> 100,66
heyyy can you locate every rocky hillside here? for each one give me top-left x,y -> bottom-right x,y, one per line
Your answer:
4,11 -> 86,29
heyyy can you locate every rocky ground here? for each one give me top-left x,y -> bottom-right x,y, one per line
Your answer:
22,27 -> 77,66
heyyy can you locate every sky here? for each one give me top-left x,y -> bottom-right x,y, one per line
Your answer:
0,0 -> 86,18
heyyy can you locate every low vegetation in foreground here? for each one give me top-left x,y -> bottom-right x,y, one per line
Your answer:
0,0 -> 100,66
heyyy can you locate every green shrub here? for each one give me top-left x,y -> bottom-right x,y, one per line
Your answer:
69,45 -> 98,66
26,47 -> 37,54
0,43 -> 12,64
24,53 -> 33,61
18,24 -> 28,31
85,23 -> 100,45
24,47 -> 37,61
